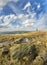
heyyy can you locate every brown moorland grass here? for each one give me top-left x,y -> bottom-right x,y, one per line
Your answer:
0,31 -> 47,65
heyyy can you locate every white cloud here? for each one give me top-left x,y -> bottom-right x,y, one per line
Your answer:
0,14 -> 15,26
22,19 -> 34,27
0,13 -> 34,31
0,0 -> 18,10
0,13 -> 47,32
0,0 -> 47,32
0,0 -> 8,10
0,14 -> 21,27
18,14 -> 24,19
0,0 -> 8,6
23,2 -> 31,10
37,4 -> 40,9
24,22 -> 34,27
9,0 -> 18,2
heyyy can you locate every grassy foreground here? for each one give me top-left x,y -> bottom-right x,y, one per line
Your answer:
0,31 -> 47,65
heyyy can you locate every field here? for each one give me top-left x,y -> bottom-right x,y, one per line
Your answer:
0,31 -> 47,65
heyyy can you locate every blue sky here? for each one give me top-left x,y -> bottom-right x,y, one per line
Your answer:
0,0 -> 47,32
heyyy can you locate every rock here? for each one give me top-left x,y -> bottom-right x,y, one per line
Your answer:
17,38 -> 30,44
2,47 -> 9,55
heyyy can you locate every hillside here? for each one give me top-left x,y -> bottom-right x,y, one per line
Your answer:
0,31 -> 47,65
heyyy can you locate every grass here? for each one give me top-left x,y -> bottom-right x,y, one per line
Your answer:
0,31 -> 47,65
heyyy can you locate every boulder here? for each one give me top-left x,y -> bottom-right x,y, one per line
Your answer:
2,47 -> 9,55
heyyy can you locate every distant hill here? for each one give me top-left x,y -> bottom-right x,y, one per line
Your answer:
0,31 -> 30,34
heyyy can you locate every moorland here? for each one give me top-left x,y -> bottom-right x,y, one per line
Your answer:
0,31 -> 47,65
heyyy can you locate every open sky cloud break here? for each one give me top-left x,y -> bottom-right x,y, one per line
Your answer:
0,0 -> 47,32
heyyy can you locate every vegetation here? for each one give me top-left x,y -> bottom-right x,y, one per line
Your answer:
0,31 -> 47,65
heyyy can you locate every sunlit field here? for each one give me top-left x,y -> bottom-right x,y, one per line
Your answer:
0,31 -> 47,65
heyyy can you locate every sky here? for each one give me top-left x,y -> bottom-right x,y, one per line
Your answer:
0,0 -> 47,32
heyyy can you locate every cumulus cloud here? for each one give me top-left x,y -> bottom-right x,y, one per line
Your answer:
0,12 -> 47,32
0,12 -> 35,31
22,19 -> 34,27
0,14 -> 15,26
